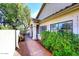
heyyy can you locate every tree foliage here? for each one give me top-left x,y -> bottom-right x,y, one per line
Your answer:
0,3 -> 31,31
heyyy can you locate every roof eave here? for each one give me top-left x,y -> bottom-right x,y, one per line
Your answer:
39,3 -> 79,24
36,3 -> 46,19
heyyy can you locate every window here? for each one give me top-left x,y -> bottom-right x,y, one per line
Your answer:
65,21 -> 73,32
40,26 -> 47,33
50,20 -> 73,33
50,23 -> 59,32
58,22 -> 66,32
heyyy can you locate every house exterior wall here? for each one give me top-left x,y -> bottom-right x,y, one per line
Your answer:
38,10 -> 79,39
31,4 -> 79,40
38,3 -> 72,19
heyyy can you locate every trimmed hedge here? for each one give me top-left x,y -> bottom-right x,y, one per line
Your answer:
40,31 -> 79,56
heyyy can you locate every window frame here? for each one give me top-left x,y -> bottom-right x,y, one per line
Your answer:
50,23 -> 59,32
39,25 -> 47,33
50,20 -> 73,32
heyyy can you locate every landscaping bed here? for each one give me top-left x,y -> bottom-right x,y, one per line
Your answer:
40,31 -> 79,56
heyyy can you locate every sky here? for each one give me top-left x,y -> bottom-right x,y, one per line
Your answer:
27,3 -> 42,18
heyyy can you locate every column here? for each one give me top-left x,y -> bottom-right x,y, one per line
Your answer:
15,30 -> 20,48
32,24 -> 37,40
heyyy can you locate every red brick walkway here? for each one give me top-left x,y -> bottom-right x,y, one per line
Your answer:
25,37 -> 51,56
15,41 -> 30,56
16,37 -> 52,56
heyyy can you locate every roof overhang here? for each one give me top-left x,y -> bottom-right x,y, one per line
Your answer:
36,3 -> 46,19
39,3 -> 79,24
32,18 -> 40,23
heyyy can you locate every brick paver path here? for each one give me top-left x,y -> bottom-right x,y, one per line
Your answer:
16,41 -> 30,56
25,37 -> 52,56
16,37 -> 52,56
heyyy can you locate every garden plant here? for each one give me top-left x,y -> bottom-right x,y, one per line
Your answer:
40,31 -> 79,56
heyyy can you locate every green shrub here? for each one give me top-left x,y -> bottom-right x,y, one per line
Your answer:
40,31 -> 79,56
40,31 -> 50,44
40,31 -> 50,40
